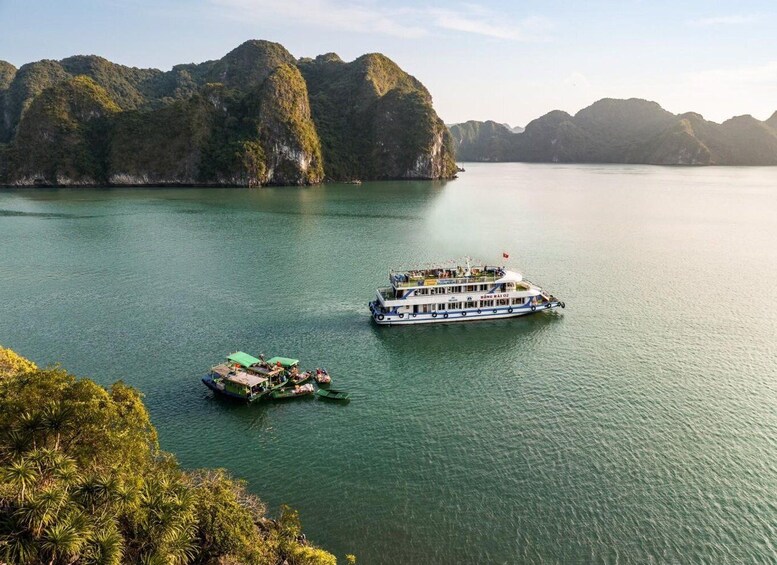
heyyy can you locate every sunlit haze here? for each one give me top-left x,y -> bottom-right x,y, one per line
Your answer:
2,0 -> 776,126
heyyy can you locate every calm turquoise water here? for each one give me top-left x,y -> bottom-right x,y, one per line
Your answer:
1,163 -> 776,563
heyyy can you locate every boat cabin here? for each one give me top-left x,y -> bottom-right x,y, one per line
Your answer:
210,363 -> 269,399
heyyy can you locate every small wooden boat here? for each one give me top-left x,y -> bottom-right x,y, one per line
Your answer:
313,368 -> 332,386
315,388 -> 350,402
271,383 -> 314,399
286,370 -> 312,387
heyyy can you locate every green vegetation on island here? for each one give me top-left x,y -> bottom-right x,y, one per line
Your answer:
0,40 -> 458,187
449,98 -> 777,165
0,346 -> 338,565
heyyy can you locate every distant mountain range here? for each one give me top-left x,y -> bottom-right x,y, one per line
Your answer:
0,40 -> 457,187
449,99 -> 777,165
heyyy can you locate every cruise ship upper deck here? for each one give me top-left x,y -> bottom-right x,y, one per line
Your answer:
389,262 -> 508,288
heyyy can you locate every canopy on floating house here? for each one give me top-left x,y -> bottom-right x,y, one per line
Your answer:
266,356 -> 299,368
227,351 -> 261,367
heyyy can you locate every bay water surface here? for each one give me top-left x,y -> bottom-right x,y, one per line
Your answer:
1,163 -> 776,563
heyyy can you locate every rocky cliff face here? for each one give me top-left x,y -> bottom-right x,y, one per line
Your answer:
0,40 -> 455,187
449,98 -> 777,165
7,76 -> 119,186
252,64 -> 324,185
299,52 -> 457,180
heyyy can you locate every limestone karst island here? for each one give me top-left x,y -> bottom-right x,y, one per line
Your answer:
0,40 -> 457,188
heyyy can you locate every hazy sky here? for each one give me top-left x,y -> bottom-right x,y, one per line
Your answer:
2,0 -> 776,126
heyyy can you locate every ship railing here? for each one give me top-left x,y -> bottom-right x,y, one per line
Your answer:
377,287 -> 395,300
392,275 -> 499,288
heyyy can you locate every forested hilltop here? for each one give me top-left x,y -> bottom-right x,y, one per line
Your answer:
0,40 -> 457,187
450,98 -> 777,165
0,345 -> 340,564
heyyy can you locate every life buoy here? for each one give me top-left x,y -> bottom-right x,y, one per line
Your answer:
546,303 -> 551,309
412,313 -> 417,318
508,307 -> 513,313
462,311 -> 467,316
443,313 -> 448,319
399,313 -> 405,319
561,302 -> 566,309
378,314 -> 384,320
432,312 -> 438,318
477,309 -> 482,314
531,305 -> 536,312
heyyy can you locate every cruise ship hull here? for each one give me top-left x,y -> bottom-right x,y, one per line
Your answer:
370,300 -> 565,326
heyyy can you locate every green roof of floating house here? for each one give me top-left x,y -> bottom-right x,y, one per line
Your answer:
266,356 -> 299,368
227,351 -> 261,367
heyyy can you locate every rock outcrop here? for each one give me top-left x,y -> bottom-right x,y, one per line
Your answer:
0,40 -> 456,187
8,76 -> 119,186
299,52 -> 457,180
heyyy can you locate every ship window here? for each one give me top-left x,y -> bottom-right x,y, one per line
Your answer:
465,300 -> 476,308
511,297 -> 524,305
438,303 -> 445,310
497,299 -> 509,306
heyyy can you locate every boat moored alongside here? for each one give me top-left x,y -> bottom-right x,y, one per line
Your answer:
313,368 -> 332,386
315,388 -> 350,402
271,383 -> 315,399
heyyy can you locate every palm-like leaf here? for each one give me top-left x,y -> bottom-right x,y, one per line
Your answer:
1,458 -> 38,500
18,411 -> 44,439
0,527 -> 39,565
41,403 -> 74,450
89,524 -> 125,565
2,428 -> 33,459
164,522 -> 198,565
15,487 -> 69,535
40,520 -> 87,562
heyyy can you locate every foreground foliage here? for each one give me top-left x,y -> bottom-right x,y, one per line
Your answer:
0,348 -> 337,565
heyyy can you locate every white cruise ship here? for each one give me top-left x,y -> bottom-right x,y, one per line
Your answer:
369,260 -> 565,325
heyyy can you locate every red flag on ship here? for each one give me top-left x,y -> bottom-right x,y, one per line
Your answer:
502,252 -> 509,260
